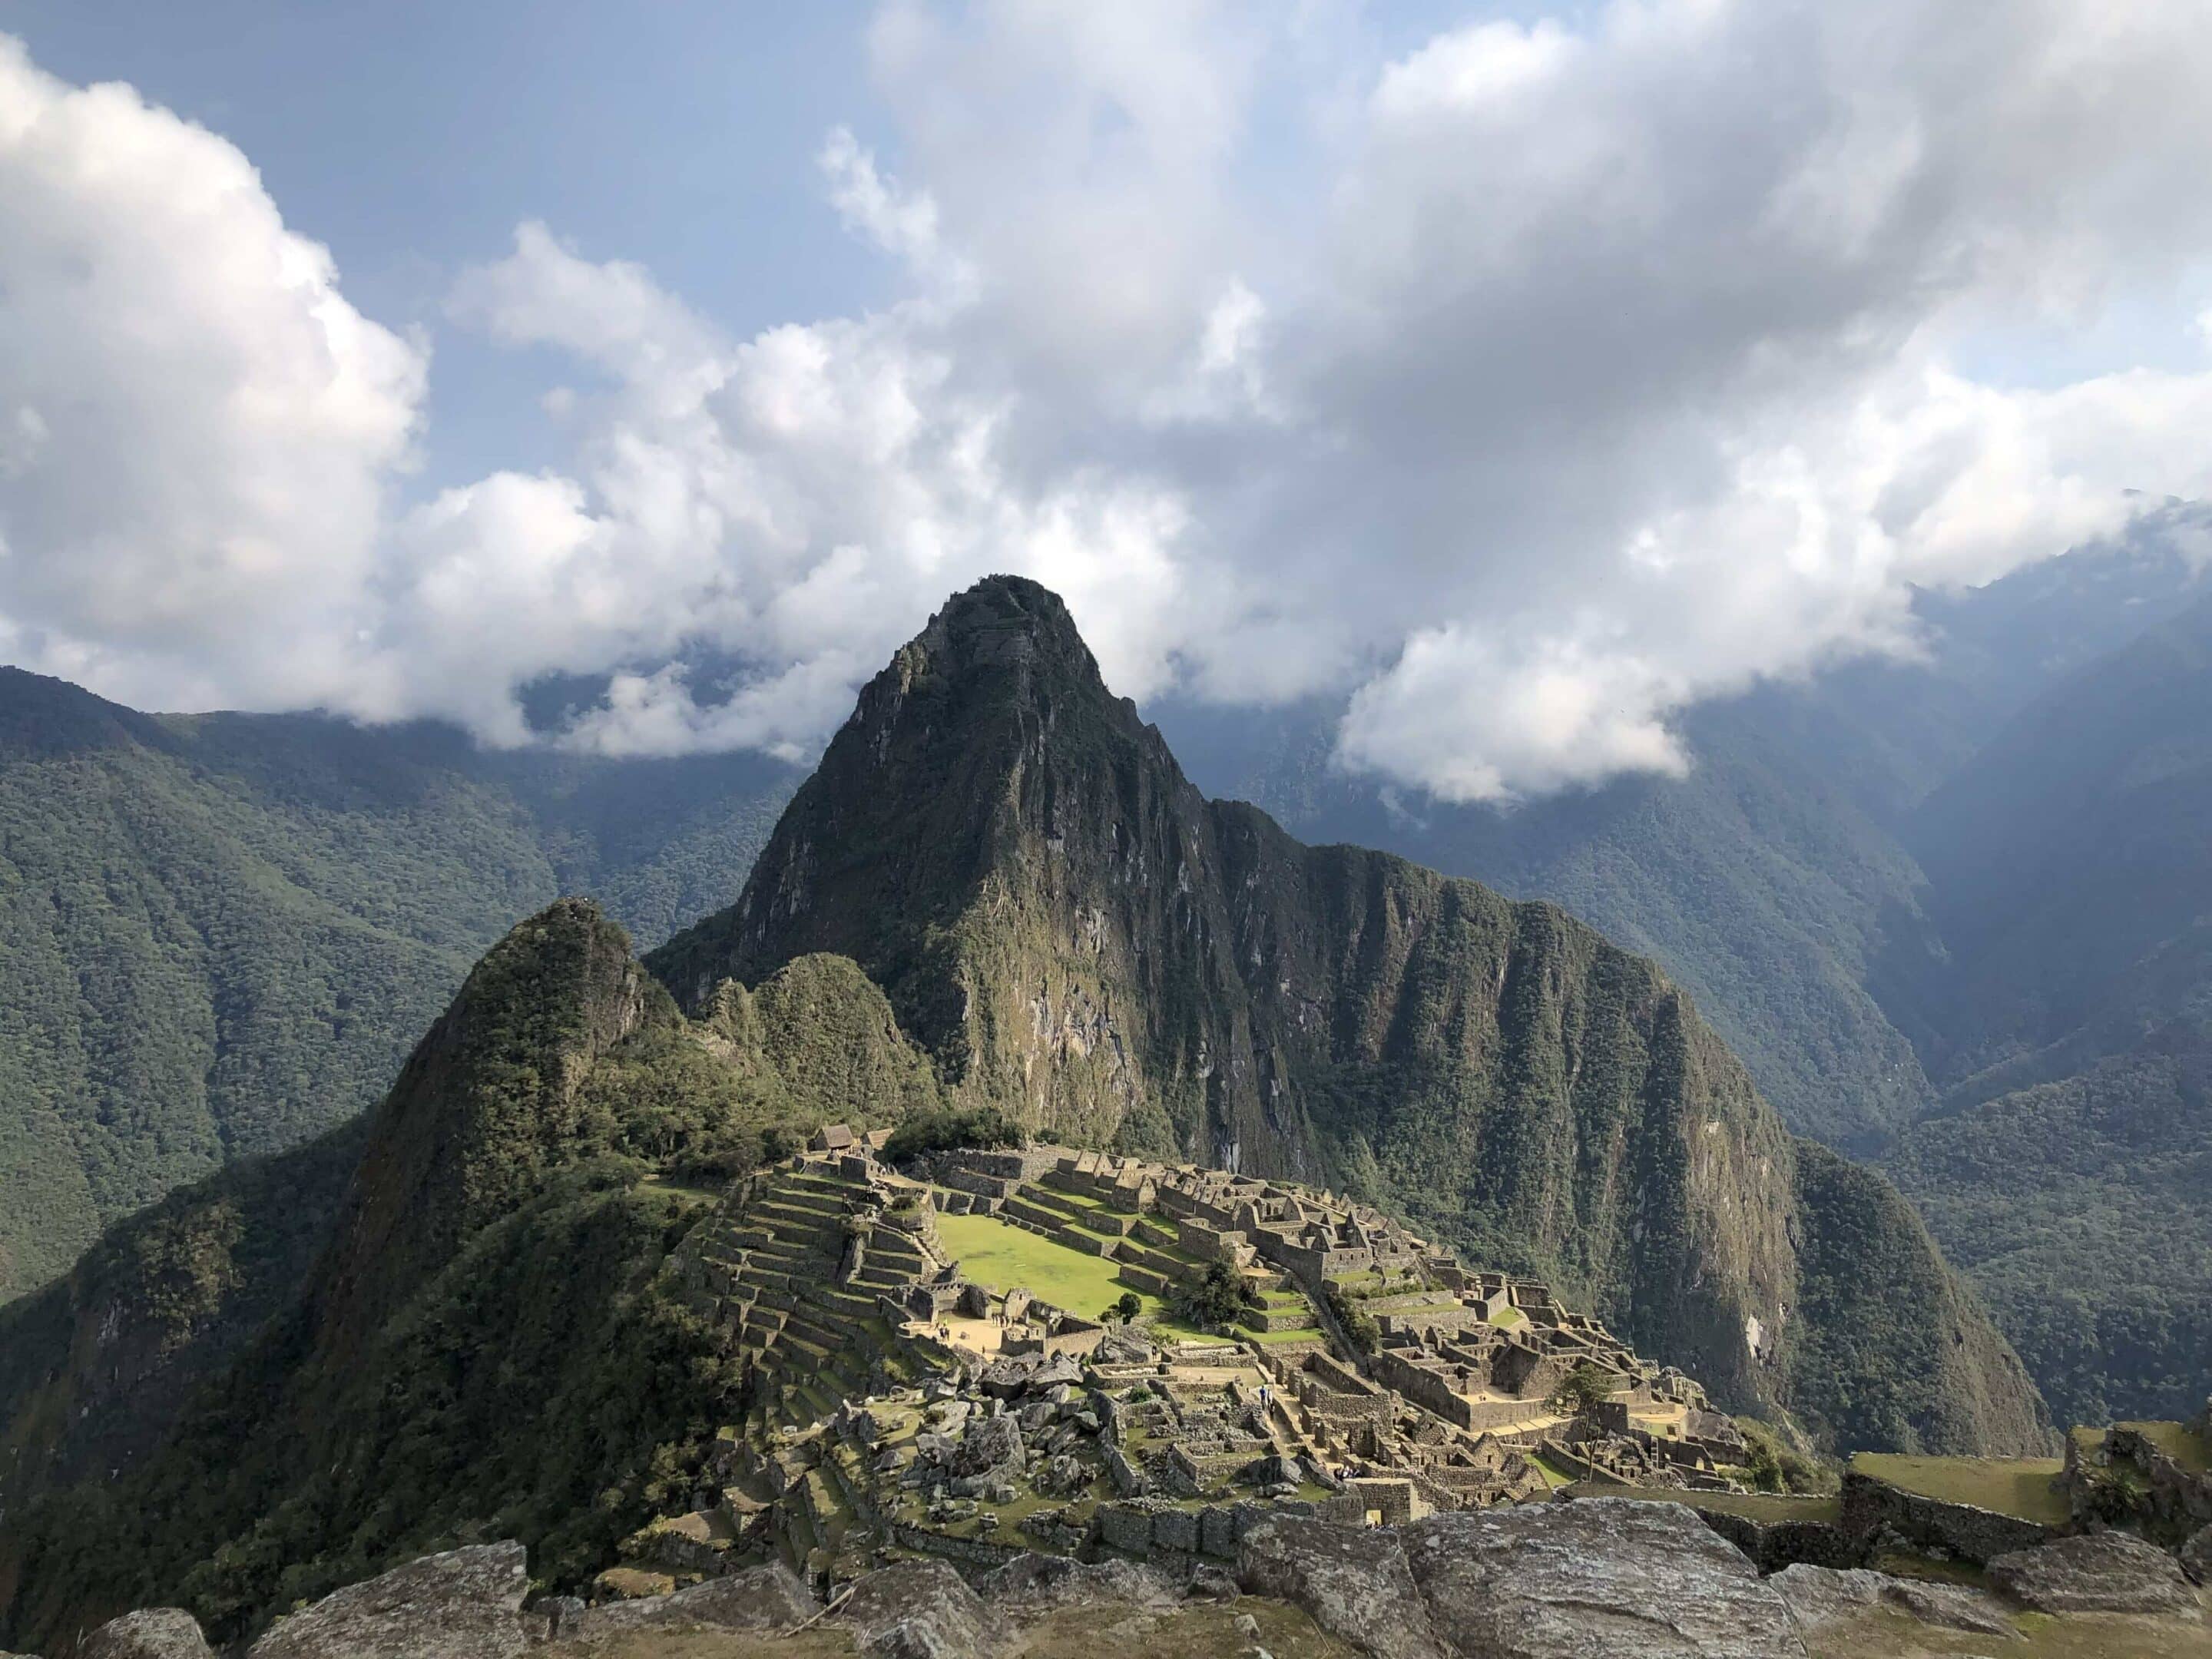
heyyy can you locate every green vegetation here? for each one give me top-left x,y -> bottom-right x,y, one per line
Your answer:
1734,1417 -> 1838,1495
0,900 -> 928,1653
1167,1260 -> 1257,1333
883,1104 -> 1025,1163
1786,1142 -> 2051,1455
1884,1028 -> 2212,1429
1850,1453 -> 2071,1525
1548,1363 -> 1617,1419
1323,1281 -> 1379,1354
0,670 -> 798,1306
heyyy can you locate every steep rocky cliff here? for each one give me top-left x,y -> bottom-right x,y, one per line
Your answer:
652,577 -> 2048,1452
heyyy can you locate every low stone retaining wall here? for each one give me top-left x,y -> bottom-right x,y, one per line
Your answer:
1839,1471 -> 2058,1565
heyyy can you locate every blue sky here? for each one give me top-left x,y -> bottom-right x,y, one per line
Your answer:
2,2 -> 2210,799
8,1 -> 891,489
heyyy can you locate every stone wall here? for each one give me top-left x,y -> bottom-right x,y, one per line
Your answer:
1694,1509 -> 1863,1575
1839,1472 -> 2057,1565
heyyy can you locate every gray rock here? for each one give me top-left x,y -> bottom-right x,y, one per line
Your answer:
975,1553 -> 1177,1616
534,1597 -> 587,1637
1154,1509 -> 1200,1552
838,1558 -> 1003,1658
553,1562 -> 814,1642
1402,1498 -> 1806,1659
1184,1563 -> 1240,1601
1770,1565 -> 2015,1637
1988,1531 -> 2200,1614
79,1610 -> 215,1659
1032,1355 -> 1084,1392
248,1541 -> 533,1659
2181,1523 -> 2212,1585
1237,1515 -> 1450,1659
1094,1328 -> 1154,1365
952,1412 -> 1027,1479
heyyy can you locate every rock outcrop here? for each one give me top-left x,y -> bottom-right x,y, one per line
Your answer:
1237,1514 -> 1450,1659
833,1558 -> 1003,1658
1768,1564 -> 2013,1637
548,1562 -> 814,1643
1402,1498 -> 1806,1659
77,1610 -> 216,1659
247,1543 -> 534,1659
1986,1531 -> 2202,1615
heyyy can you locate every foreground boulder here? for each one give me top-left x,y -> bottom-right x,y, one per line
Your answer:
1237,1514 -> 1450,1659
1402,1498 -> 1806,1659
1987,1531 -> 2200,1615
78,1611 -> 216,1659
1769,1565 -> 2013,1637
836,1558 -> 1003,1658
2181,1523 -> 2212,1586
972,1555 -> 1177,1617
247,1542 -> 533,1659
548,1561 -> 815,1643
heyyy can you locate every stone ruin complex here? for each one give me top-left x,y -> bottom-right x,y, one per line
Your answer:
634,1134 -> 1752,1595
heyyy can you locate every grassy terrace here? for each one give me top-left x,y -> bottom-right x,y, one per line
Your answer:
1851,1453 -> 2069,1525
934,1210 -> 1212,1339
2113,1420 -> 2210,1472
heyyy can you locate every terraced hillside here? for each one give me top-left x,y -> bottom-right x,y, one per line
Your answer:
613,1134 -> 1757,1598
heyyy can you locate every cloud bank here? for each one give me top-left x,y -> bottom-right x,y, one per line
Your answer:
6,4 -> 2212,798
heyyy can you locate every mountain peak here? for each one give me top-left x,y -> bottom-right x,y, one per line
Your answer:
859,573 -> 1124,729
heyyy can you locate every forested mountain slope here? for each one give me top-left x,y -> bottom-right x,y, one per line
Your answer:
1156,543 -> 2212,1426
0,671 -> 797,1303
652,575 -> 2049,1455
1879,589 -> 2212,1426
0,901 -> 936,1651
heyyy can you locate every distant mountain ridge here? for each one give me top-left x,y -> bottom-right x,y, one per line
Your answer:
0,669 -> 799,1302
1151,540 -> 2212,1427
651,575 -> 2049,1454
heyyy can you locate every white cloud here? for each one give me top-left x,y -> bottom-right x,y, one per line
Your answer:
8,7 -> 2212,798
0,34 -> 422,712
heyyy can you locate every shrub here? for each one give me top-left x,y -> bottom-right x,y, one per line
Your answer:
1323,1282 -> 1379,1355
1167,1262 -> 1252,1332
882,1106 -> 1027,1164
1548,1363 -> 1615,1419
1734,1417 -> 1838,1495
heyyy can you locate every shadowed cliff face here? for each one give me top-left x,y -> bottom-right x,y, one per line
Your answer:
651,576 -> 2051,1452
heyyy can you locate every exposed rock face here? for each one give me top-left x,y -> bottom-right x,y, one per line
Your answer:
1402,1498 -> 1806,1659
648,575 -> 2046,1450
1768,1565 -> 2014,1637
1987,1532 -> 2202,1615
78,1610 -> 215,1659
2181,1522 -> 2212,1584
972,1554 -> 1177,1617
548,1563 -> 814,1643
1237,1514 -> 1450,1659
836,1558 -> 1004,1658
246,1542 -> 533,1659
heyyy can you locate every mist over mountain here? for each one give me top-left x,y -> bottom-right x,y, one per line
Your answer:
1151,541 -> 2212,1426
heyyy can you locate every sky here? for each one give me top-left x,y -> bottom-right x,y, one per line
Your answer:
4,1 -> 2212,802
